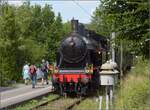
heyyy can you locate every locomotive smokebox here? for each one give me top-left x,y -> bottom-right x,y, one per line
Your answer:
71,19 -> 79,32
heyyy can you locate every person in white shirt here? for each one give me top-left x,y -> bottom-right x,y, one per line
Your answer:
22,62 -> 30,85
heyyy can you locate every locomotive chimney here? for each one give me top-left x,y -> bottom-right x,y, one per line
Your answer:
78,23 -> 85,36
71,19 -> 79,32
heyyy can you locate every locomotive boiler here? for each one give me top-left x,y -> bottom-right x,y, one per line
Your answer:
52,19 -> 107,96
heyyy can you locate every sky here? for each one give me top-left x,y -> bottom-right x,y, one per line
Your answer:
8,0 -> 100,23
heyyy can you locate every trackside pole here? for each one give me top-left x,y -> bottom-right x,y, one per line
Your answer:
110,86 -> 113,101
99,96 -> 103,110
110,86 -> 113,110
111,32 -> 115,62
120,40 -> 123,77
106,86 -> 109,110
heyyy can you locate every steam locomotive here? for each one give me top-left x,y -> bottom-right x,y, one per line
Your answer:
52,19 -> 108,96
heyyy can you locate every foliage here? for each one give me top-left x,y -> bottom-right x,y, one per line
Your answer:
90,0 -> 150,58
75,98 -> 99,110
0,4 -> 18,85
62,21 -> 71,37
0,2 -> 70,86
115,58 -> 150,110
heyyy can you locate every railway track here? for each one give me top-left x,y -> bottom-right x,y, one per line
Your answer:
30,96 -> 86,110
1,92 -> 55,110
65,97 -> 86,110
29,96 -> 61,110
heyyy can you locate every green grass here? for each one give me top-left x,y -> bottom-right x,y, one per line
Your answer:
115,57 -> 150,110
75,98 -> 99,110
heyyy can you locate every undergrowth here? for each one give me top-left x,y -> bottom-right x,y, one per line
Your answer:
115,57 -> 150,110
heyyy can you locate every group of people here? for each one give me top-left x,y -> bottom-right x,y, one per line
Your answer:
22,59 -> 50,88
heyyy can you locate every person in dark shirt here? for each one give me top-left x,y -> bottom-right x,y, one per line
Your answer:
41,59 -> 49,85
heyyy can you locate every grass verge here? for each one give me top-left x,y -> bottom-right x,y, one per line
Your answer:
74,97 -> 99,110
115,58 -> 150,110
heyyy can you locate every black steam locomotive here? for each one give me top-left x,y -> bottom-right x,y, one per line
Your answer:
52,19 -> 108,95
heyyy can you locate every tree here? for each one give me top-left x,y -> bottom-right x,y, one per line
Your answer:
46,12 -> 63,61
91,0 -> 150,58
0,2 -> 72,86
62,21 -> 71,37
0,4 -> 19,85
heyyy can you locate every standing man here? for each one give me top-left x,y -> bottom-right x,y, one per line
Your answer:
22,62 -> 30,85
30,64 -> 37,88
41,59 -> 49,85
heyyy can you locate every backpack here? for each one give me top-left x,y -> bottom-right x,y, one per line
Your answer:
30,65 -> 36,75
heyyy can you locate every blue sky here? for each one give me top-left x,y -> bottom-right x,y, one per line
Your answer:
8,0 -> 100,23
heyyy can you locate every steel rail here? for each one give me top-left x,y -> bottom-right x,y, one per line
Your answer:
30,96 -> 86,110
29,96 -> 61,110
65,97 -> 86,110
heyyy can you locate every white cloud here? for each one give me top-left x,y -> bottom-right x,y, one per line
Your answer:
8,0 -> 24,6
75,1 -> 100,4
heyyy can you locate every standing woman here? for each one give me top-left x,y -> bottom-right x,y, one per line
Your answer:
30,64 -> 37,88
22,62 -> 30,85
